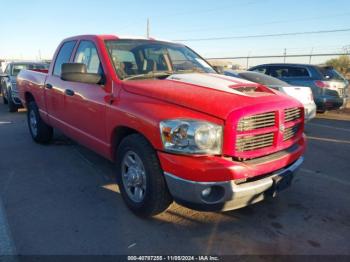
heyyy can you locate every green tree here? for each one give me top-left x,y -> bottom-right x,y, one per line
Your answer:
325,55 -> 350,75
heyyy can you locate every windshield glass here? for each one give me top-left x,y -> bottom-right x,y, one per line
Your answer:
239,71 -> 290,87
105,40 -> 216,80
319,67 -> 346,81
11,63 -> 49,76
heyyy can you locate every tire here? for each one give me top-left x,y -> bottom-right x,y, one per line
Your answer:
27,101 -> 53,144
1,86 -> 8,104
7,90 -> 18,112
116,134 -> 172,217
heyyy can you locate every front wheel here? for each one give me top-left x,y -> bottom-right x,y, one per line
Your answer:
8,90 -> 18,112
1,86 -> 8,104
116,134 -> 173,217
27,101 -> 53,143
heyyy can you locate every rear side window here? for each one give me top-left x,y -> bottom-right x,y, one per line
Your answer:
53,41 -> 77,76
74,40 -> 102,74
268,66 -> 310,78
319,67 -> 345,81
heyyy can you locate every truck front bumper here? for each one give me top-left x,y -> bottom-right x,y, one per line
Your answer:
164,157 -> 304,211
10,89 -> 23,106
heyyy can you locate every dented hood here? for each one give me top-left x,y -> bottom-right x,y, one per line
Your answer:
121,73 -> 300,119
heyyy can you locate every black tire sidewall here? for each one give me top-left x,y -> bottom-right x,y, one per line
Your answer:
7,89 -> 18,112
116,134 -> 172,216
27,102 -> 40,140
27,101 -> 53,143
1,87 -> 8,104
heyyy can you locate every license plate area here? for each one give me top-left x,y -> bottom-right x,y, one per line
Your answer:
269,171 -> 294,197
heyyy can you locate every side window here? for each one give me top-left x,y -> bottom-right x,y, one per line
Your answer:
269,66 -> 310,78
74,41 -> 102,74
269,67 -> 288,78
252,66 -> 267,74
288,67 -> 310,77
53,41 -> 77,76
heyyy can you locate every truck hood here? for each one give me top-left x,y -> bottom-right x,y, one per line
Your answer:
121,73 -> 300,119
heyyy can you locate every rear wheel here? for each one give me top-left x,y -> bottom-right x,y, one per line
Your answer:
116,134 -> 172,217
27,101 -> 53,143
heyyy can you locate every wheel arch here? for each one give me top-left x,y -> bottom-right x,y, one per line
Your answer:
24,91 -> 35,106
111,126 -> 152,161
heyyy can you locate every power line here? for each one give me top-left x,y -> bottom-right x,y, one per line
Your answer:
173,28 -> 350,42
160,12 -> 350,35
206,53 -> 350,60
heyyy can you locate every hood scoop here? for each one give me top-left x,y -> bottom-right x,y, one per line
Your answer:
167,73 -> 273,96
232,86 -> 261,93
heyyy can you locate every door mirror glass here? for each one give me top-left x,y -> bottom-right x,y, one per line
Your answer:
61,63 -> 101,84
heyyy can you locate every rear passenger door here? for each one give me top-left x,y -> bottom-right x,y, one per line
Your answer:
63,40 -> 108,151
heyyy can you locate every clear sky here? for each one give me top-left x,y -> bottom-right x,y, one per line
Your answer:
1,0 -> 350,67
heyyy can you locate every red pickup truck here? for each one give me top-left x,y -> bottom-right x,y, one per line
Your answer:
17,35 -> 306,216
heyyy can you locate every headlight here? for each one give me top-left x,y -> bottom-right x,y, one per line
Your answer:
160,119 -> 223,155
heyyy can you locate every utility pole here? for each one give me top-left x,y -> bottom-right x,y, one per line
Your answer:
246,52 -> 251,69
283,48 -> 287,63
147,18 -> 150,38
309,47 -> 314,64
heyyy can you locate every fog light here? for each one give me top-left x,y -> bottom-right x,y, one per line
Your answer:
201,187 -> 212,197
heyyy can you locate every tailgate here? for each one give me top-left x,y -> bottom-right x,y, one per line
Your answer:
327,80 -> 347,98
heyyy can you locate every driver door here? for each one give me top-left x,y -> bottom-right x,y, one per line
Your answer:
62,40 -> 108,153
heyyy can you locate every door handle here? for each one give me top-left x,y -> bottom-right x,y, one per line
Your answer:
45,83 -> 53,89
65,89 -> 75,96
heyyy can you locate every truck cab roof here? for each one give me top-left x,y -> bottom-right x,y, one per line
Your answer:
62,34 -> 177,45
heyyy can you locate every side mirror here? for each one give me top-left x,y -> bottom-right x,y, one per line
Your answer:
61,63 -> 101,84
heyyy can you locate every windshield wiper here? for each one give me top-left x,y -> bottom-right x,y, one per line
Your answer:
174,68 -> 207,74
123,71 -> 173,81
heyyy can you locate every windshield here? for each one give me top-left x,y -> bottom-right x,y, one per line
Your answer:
105,40 -> 216,80
239,71 -> 290,87
319,66 -> 346,81
11,63 -> 49,76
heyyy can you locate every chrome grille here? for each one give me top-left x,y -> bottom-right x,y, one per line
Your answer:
284,108 -> 301,122
236,133 -> 274,152
237,111 -> 276,131
283,125 -> 300,141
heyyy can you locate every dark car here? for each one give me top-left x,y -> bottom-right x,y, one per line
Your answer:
248,63 -> 349,112
0,62 -> 49,112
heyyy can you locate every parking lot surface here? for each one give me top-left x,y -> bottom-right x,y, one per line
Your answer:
0,101 -> 349,255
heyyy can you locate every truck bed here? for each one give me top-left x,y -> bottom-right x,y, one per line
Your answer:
17,69 -> 48,112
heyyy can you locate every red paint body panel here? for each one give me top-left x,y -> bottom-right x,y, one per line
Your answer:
158,135 -> 306,182
17,35 -> 306,183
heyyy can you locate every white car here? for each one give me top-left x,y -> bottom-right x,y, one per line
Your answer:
224,70 -> 317,121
